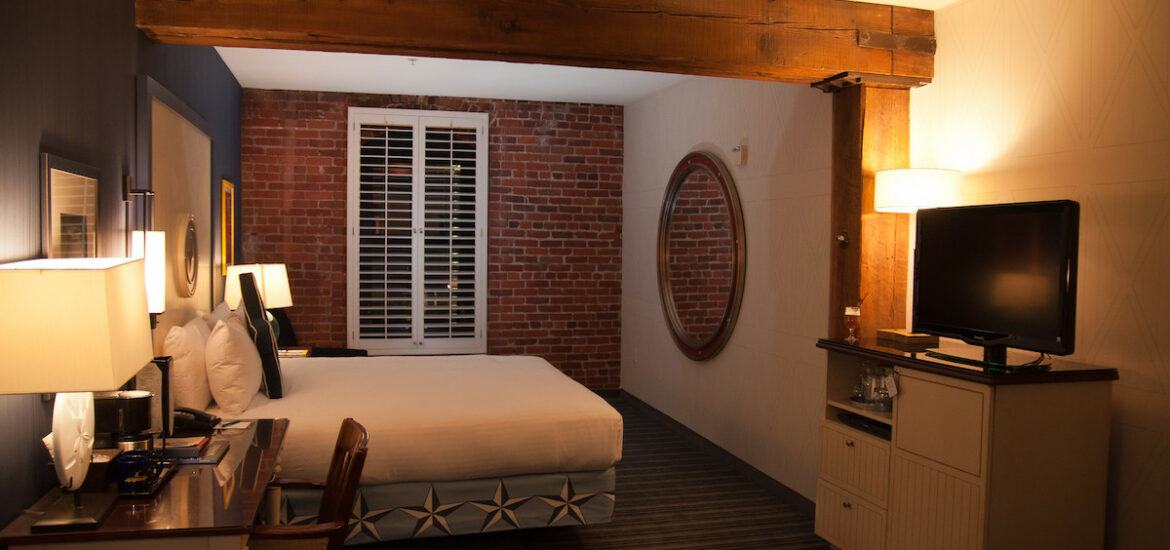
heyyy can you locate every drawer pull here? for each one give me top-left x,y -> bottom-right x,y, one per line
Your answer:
845,440 -> 855,447
842,501 -> 852,509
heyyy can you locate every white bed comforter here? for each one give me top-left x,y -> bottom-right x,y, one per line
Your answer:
207,354 -> 623,485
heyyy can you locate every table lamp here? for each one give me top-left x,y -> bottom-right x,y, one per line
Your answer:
873,168 -> 964,329
224,263 -> 292,338
224,264 -> 291,310
874,168 -> 963,213
0,257 -> 154,531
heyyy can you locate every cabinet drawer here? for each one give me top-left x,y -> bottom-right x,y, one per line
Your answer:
816,480 -> 887,550
819,422 -> 890,506
894,372 -> 987,476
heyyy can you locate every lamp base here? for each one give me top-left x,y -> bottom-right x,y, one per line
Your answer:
30,489 -> 117,533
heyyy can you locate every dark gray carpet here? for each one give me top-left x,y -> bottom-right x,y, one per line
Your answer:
354,394 -> 828,549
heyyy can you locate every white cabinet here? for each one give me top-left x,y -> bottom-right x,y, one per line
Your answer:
816,339 -> 1116,550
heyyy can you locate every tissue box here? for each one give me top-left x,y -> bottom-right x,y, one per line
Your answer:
77,449 -> 119,492
876,329 -> 939,352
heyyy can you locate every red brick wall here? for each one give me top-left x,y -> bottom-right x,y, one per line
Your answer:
240,90 -> 622,388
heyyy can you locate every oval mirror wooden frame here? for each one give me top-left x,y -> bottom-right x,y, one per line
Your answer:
657,151 -> 747,361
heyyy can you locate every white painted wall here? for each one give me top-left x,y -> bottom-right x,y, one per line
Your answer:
911,0 -> 1170,546
622,76 -> 832,499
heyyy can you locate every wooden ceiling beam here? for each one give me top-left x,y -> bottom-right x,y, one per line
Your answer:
136,0 -> 934,85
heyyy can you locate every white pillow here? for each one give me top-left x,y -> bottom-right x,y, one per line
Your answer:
205,316 -> 263,415
163,317 -> 213,409
202,301 -> 231,331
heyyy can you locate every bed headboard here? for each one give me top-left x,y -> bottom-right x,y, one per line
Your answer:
146,95 -> 221,352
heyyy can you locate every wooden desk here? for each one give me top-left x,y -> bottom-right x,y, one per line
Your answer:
0,418 -> 287,550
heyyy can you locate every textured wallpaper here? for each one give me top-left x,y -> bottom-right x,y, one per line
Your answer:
910,0 -> 1170,546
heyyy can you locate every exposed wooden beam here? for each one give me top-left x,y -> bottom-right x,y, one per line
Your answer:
136,0 -> 934,85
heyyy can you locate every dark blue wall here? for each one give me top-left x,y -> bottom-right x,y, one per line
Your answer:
141,40 -> 243,219
0,0 -> 240,526
140,41 -> 243,276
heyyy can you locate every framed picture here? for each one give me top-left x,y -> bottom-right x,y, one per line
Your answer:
221,179 -> 235,276
41,153 -> 99,258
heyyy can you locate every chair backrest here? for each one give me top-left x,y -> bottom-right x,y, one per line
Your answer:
317,418 -> 369,528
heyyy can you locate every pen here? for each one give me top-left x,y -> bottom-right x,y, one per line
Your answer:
222,420 -> 240,428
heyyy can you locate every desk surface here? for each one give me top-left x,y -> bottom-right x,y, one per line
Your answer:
0,418 -> 287,545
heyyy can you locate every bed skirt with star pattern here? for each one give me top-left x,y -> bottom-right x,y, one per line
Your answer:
276,468 -> 616,544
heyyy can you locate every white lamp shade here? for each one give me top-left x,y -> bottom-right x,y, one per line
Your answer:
225,263 -> 293,309
0,258 -> 154,394
131,230 -> 166,314
874,168 -> 964,213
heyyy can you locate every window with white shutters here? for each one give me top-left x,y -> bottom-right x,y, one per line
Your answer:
346,108 -> 487,354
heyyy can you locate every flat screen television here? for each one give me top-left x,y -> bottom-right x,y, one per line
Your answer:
913,200 -> 1079,365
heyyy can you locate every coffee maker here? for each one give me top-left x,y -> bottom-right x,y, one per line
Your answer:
93,390 -> 154,450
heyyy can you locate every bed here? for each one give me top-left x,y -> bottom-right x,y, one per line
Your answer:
204,353 -> 623,544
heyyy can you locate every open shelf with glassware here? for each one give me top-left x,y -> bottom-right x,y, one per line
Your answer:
824,349 -> 894,428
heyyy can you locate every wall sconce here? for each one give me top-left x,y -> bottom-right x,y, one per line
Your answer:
130,230 -> 166,314
874,168 -> 963,213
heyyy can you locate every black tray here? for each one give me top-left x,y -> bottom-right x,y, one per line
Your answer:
118,460 -> 178,498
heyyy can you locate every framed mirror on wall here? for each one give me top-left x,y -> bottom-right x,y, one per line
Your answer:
657,150 -> 747,361
41,153 -> 99,258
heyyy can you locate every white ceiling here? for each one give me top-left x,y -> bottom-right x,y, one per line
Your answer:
216,0 -> 959,106
216,47 -> 693,106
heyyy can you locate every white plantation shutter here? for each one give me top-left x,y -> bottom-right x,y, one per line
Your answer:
347,108 -> 487,354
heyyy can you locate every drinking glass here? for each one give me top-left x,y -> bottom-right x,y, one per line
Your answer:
844,306 -> 861,343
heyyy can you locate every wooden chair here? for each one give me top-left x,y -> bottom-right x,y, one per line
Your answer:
249,418 -> 369,550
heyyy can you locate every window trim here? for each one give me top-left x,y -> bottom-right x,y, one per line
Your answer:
345,107 -> 489,354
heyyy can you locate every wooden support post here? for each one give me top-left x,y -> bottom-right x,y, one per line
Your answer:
816,73 -> 917,341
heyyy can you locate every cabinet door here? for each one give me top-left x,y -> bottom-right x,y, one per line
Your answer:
819,422 -> 890,506
817,480 -> 887,550
888,452 -> 984,550
894,370 -> 987,476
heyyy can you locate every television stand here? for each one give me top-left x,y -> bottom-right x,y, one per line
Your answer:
814,338 -> 1117,550
981,344 -> 1007,365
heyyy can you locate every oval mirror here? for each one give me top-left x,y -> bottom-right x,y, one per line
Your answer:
657,151 -> 746,360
